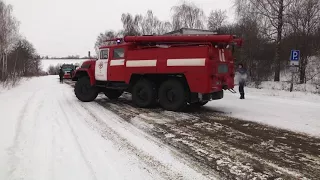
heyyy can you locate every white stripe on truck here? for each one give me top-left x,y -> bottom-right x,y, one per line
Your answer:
110,59 -> 125,66
117,58 -> 206,67
126,60 -> 157,67
167,58 -> 206,66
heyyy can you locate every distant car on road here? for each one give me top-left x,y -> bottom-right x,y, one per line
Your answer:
61,64 -> 76,79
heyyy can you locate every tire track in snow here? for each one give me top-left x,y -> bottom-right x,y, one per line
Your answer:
60,91 -> 172,180
79,101 -> 214,180
69,101 -> 185,180
57,100 -> 98,180
51,120 -> 57,180
60,87 -> 213,180
6,90 -> 38,178
6,89 -> 45,179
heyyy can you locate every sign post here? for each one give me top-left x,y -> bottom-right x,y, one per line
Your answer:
289,50 -> 300,92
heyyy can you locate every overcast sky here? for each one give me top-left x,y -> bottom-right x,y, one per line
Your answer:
5,0 -> 234,57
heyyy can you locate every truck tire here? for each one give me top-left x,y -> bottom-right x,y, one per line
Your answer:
132,79 -> 156,108
104,89 -> 123,100
74,76 -> 98,102
158,79 -> 188,111
190,101 -> 208,108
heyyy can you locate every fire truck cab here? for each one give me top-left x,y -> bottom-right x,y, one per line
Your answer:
72,34 -> 242,111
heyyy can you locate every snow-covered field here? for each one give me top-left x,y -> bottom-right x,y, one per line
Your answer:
1,75 -> 320,179
41,59 -> 86,72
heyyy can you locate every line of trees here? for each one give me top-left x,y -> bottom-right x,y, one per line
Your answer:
0,0 -> 42,85
95,0 -> 320,84
42,55 -> 94,60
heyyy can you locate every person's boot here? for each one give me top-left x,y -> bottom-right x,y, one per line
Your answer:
240,93 -> 244,99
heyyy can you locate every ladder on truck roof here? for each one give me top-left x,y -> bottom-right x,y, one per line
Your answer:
105,34 -> 242,48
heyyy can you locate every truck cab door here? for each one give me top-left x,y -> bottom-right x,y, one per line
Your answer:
95,48 -> 109,81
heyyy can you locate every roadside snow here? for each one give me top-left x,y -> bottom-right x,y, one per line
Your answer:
0,75 -> 212,180
0,77 -> 29,94
247,81 -> 320,94
241,85 -> 320,103
207,86 -> 320,137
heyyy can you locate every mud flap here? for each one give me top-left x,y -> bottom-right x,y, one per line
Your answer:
211,90 -> 224,100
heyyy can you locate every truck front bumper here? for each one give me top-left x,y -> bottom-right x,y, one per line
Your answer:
63,74 -> 71,79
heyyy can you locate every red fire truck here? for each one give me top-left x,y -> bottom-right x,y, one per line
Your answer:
72,34 -> 242,111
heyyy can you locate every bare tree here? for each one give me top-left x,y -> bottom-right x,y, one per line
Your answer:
235,0 -> 294,81
305,56 -> 320,84
47,64 -> 62,75
140,10 -> 172,35
286,0 -> 320,83
121,13 -> 142,36
94,30 -> 121,53
95,10 -> 172,57
171,1 -> 205,30
207,9 -> 228,31
0,1 -> 19,81
140,10 -> 160,35
7,38 -> 40,78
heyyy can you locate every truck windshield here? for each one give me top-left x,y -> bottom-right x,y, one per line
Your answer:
61,64 -> 75,71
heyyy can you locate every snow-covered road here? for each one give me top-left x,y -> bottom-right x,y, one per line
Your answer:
0,76 -> 213,180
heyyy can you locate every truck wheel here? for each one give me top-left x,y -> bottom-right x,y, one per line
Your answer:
190,101 -> 208,108
158,79 -> 188,111
132,79 -> 156,108
104,89 -> 123,100
74,76 -> 98,102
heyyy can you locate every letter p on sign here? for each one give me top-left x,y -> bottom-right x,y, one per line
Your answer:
290,50 -> 300,66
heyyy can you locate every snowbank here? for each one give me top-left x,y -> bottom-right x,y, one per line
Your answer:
247,81 -> 320,94
0,77 -> 30,94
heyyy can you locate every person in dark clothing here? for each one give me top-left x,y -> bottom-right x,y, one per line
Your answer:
236,63 -> 248,99
59,68 -> 64,83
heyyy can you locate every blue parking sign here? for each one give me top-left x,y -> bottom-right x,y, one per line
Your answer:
290,50 -> 300,66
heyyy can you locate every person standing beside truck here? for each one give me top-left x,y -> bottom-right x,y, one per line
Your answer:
59,68 -> 64,83
236,63 -> 248,99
